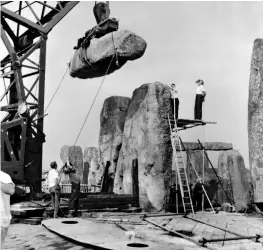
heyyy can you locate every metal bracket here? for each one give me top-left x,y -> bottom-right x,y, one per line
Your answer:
199,237 -> 207,247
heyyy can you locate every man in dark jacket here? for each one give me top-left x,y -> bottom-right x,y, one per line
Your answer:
192,178 -> 210,211
63,162 -> 81,217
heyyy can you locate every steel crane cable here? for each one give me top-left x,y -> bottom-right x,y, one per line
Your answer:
57,41 -> 117,218
72,46 -> 116,147
44,66 -> 69,113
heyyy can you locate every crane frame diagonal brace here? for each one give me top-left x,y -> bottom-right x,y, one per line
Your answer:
1,6 -> 46,34
1,118 -> 27,180
42,1 -> 79,34
1,27 -> 26,103
1,34 -> 47,188
1,1 -> 79,191
1,2 -> 79,35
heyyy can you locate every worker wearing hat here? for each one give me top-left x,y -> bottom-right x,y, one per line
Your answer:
194,79 -> 206,120
62,161 -> 81,217
47,161 -> 61,218
192,176 -> 210,212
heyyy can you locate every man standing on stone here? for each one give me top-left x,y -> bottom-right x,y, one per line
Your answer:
1,170 -> 15,247
194,79 -> 206,120
48,161 -> 61,218
63,162 -> 81,217
170,83 -> 179,120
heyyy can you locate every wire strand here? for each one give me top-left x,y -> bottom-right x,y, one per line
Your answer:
44,66 -> 69,113
73,53 -> 115,147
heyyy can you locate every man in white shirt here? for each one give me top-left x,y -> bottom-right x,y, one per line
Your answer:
170,83 -> 179,120
48,162 -> 61,218
194,79 -> 206,120
0,170 -> 15,247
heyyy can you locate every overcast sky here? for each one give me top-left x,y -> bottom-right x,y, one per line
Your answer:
2,1 -> 263,171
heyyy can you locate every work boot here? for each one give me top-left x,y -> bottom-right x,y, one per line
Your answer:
72,211 -> 78,217
54,214 -> 62,219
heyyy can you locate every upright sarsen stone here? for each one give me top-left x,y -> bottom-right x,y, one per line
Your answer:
83,147 -> 102,191
217,150 -> 253,211
114,82 -> 173,212
248,39 -> 263,203
60,145 -> 83,181
98,96 -> 131,191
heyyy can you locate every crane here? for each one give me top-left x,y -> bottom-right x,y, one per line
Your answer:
0,1 -> 117,192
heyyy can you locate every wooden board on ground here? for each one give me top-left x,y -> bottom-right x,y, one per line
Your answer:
42,218 -> 177,250
201,218 -> 217,242
211,218 -> 227,246
164,217 -> 181,231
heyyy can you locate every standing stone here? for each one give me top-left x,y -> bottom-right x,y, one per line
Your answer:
114,82 -> 173,212
60,145 -> 83,182
185,150 -> 218,206
248,39 -> 263,203
83,147 -> 103,191
217,150 -> 253,211
179,142 -> 233,151
99,96 -> 131,192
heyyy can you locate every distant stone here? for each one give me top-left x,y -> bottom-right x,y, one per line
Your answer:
248,39 -> 263,203
83,147 -> 103,191
114,82 -> 173,212
60,145 -> 83,182
99,96 -> 131,192
184,150 -> 219,207
178,142 -> 233,151
217,150 -> 254,211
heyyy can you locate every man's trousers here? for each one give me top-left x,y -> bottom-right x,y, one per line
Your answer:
194,94 -> 204,120
69,182 -> 80,216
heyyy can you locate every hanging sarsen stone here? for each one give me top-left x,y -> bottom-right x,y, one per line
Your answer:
69,30 -> 147,79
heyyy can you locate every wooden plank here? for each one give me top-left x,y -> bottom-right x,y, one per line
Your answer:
169,217 -> 196,233
192,218 -> 209,241
173,217 -> 197,233
211,218 -> 227,246
224,220 -> 239,246
235,221 -> 251,244
159,218 -> 173,227
201,219 -> 217,242
165,217 -> 180,231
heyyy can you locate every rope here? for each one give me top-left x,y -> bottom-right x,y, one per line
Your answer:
72,33 -> 117,147
111,32 -> 119,66
202,105 -> 205,211
44,65 -> 69,113
72,52 -> 116,147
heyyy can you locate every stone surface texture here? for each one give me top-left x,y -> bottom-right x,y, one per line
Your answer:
180,149 -> 254,211
248,39 -> 263,203
114,82 -> 173,212
69,30 -> 147,79
99,96 -> 131,187
60,145 -> 83,182
217,150 -> 254,211
83,147 -> 103,191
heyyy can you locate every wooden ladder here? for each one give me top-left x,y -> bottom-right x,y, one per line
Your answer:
169,115 -> 194,214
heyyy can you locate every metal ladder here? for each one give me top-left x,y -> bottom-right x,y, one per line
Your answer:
168,115 -> 194,214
